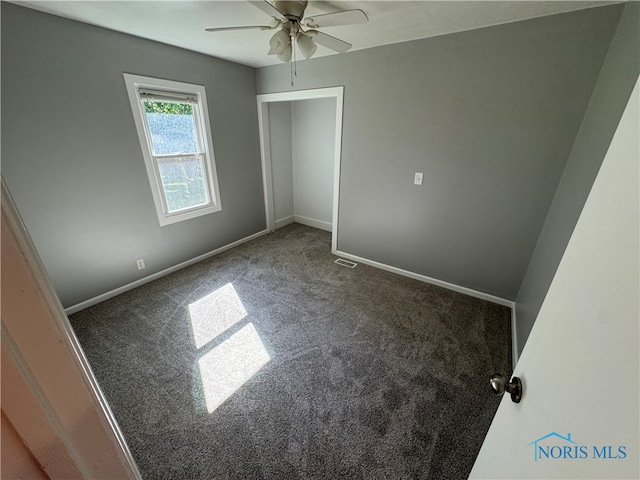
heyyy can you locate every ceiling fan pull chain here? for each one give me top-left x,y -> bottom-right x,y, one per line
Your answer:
293,34 -> 298,78
290,30 -> 296,86
290,54 -> 294,86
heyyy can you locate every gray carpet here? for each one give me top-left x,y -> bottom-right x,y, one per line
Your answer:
70,223 -> 511,479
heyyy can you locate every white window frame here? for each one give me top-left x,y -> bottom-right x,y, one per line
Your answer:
123,73 -> 222,226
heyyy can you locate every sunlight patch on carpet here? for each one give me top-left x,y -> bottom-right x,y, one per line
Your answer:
198,322 -> 270,413
188,283 -> 247,349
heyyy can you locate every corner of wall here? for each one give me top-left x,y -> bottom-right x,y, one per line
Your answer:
511,307 -> 519,369
513,2 -> 639,359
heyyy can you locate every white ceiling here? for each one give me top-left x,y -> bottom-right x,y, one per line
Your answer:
13,1 -> 620,68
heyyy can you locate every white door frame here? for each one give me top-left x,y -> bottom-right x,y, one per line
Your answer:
256,86 -> 344,253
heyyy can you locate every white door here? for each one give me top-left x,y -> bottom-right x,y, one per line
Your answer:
470,78 -> 639,479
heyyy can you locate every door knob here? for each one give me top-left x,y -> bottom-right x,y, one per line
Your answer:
490,373 -> 522,403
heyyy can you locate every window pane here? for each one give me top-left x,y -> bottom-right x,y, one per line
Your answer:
158,157 -> 209,213
144,101 -> 199,155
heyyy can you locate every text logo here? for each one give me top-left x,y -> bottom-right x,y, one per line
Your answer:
527,432 -> 627,462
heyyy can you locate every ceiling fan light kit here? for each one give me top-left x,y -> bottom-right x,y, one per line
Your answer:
277,43 -> 292,63
296,32 -> 317,60
206,0 -> 368,83
268,28 -> 290,55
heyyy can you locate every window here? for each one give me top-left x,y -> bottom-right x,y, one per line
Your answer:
124,74 -> 221,226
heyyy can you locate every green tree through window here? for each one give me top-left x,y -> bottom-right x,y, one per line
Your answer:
144,100 -> 193,115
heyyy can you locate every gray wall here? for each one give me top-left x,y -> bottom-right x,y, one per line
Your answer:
257,5 -> 623,299
268,98 -> 336,230
514,2 -> 640,354
1,3 -> 265,307
268,102 -> 294,224
292,98 -> 336,228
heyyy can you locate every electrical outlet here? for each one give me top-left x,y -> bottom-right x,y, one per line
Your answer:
414,172 -> 424,185
136,259 -> 145,270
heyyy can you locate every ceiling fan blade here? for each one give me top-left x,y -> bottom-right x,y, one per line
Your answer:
307,30 -> 351,53
205,25 -> 275,32
248,1 -> 288,22
304,9 -> 368,28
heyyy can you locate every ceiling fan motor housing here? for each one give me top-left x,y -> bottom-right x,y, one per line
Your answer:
274,0 -> 308,20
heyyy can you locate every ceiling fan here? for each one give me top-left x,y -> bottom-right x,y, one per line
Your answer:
205,1 -> 368,63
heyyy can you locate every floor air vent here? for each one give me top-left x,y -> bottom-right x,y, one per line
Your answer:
334,258 -> 358,268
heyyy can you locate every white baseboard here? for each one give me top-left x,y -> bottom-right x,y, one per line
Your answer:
332,249 -> 519,367
333,249 -> 515,309
275,215 -> 295,229
294,215 -> 332,232
64,229 -> 270,315
66,224 -> 520,367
